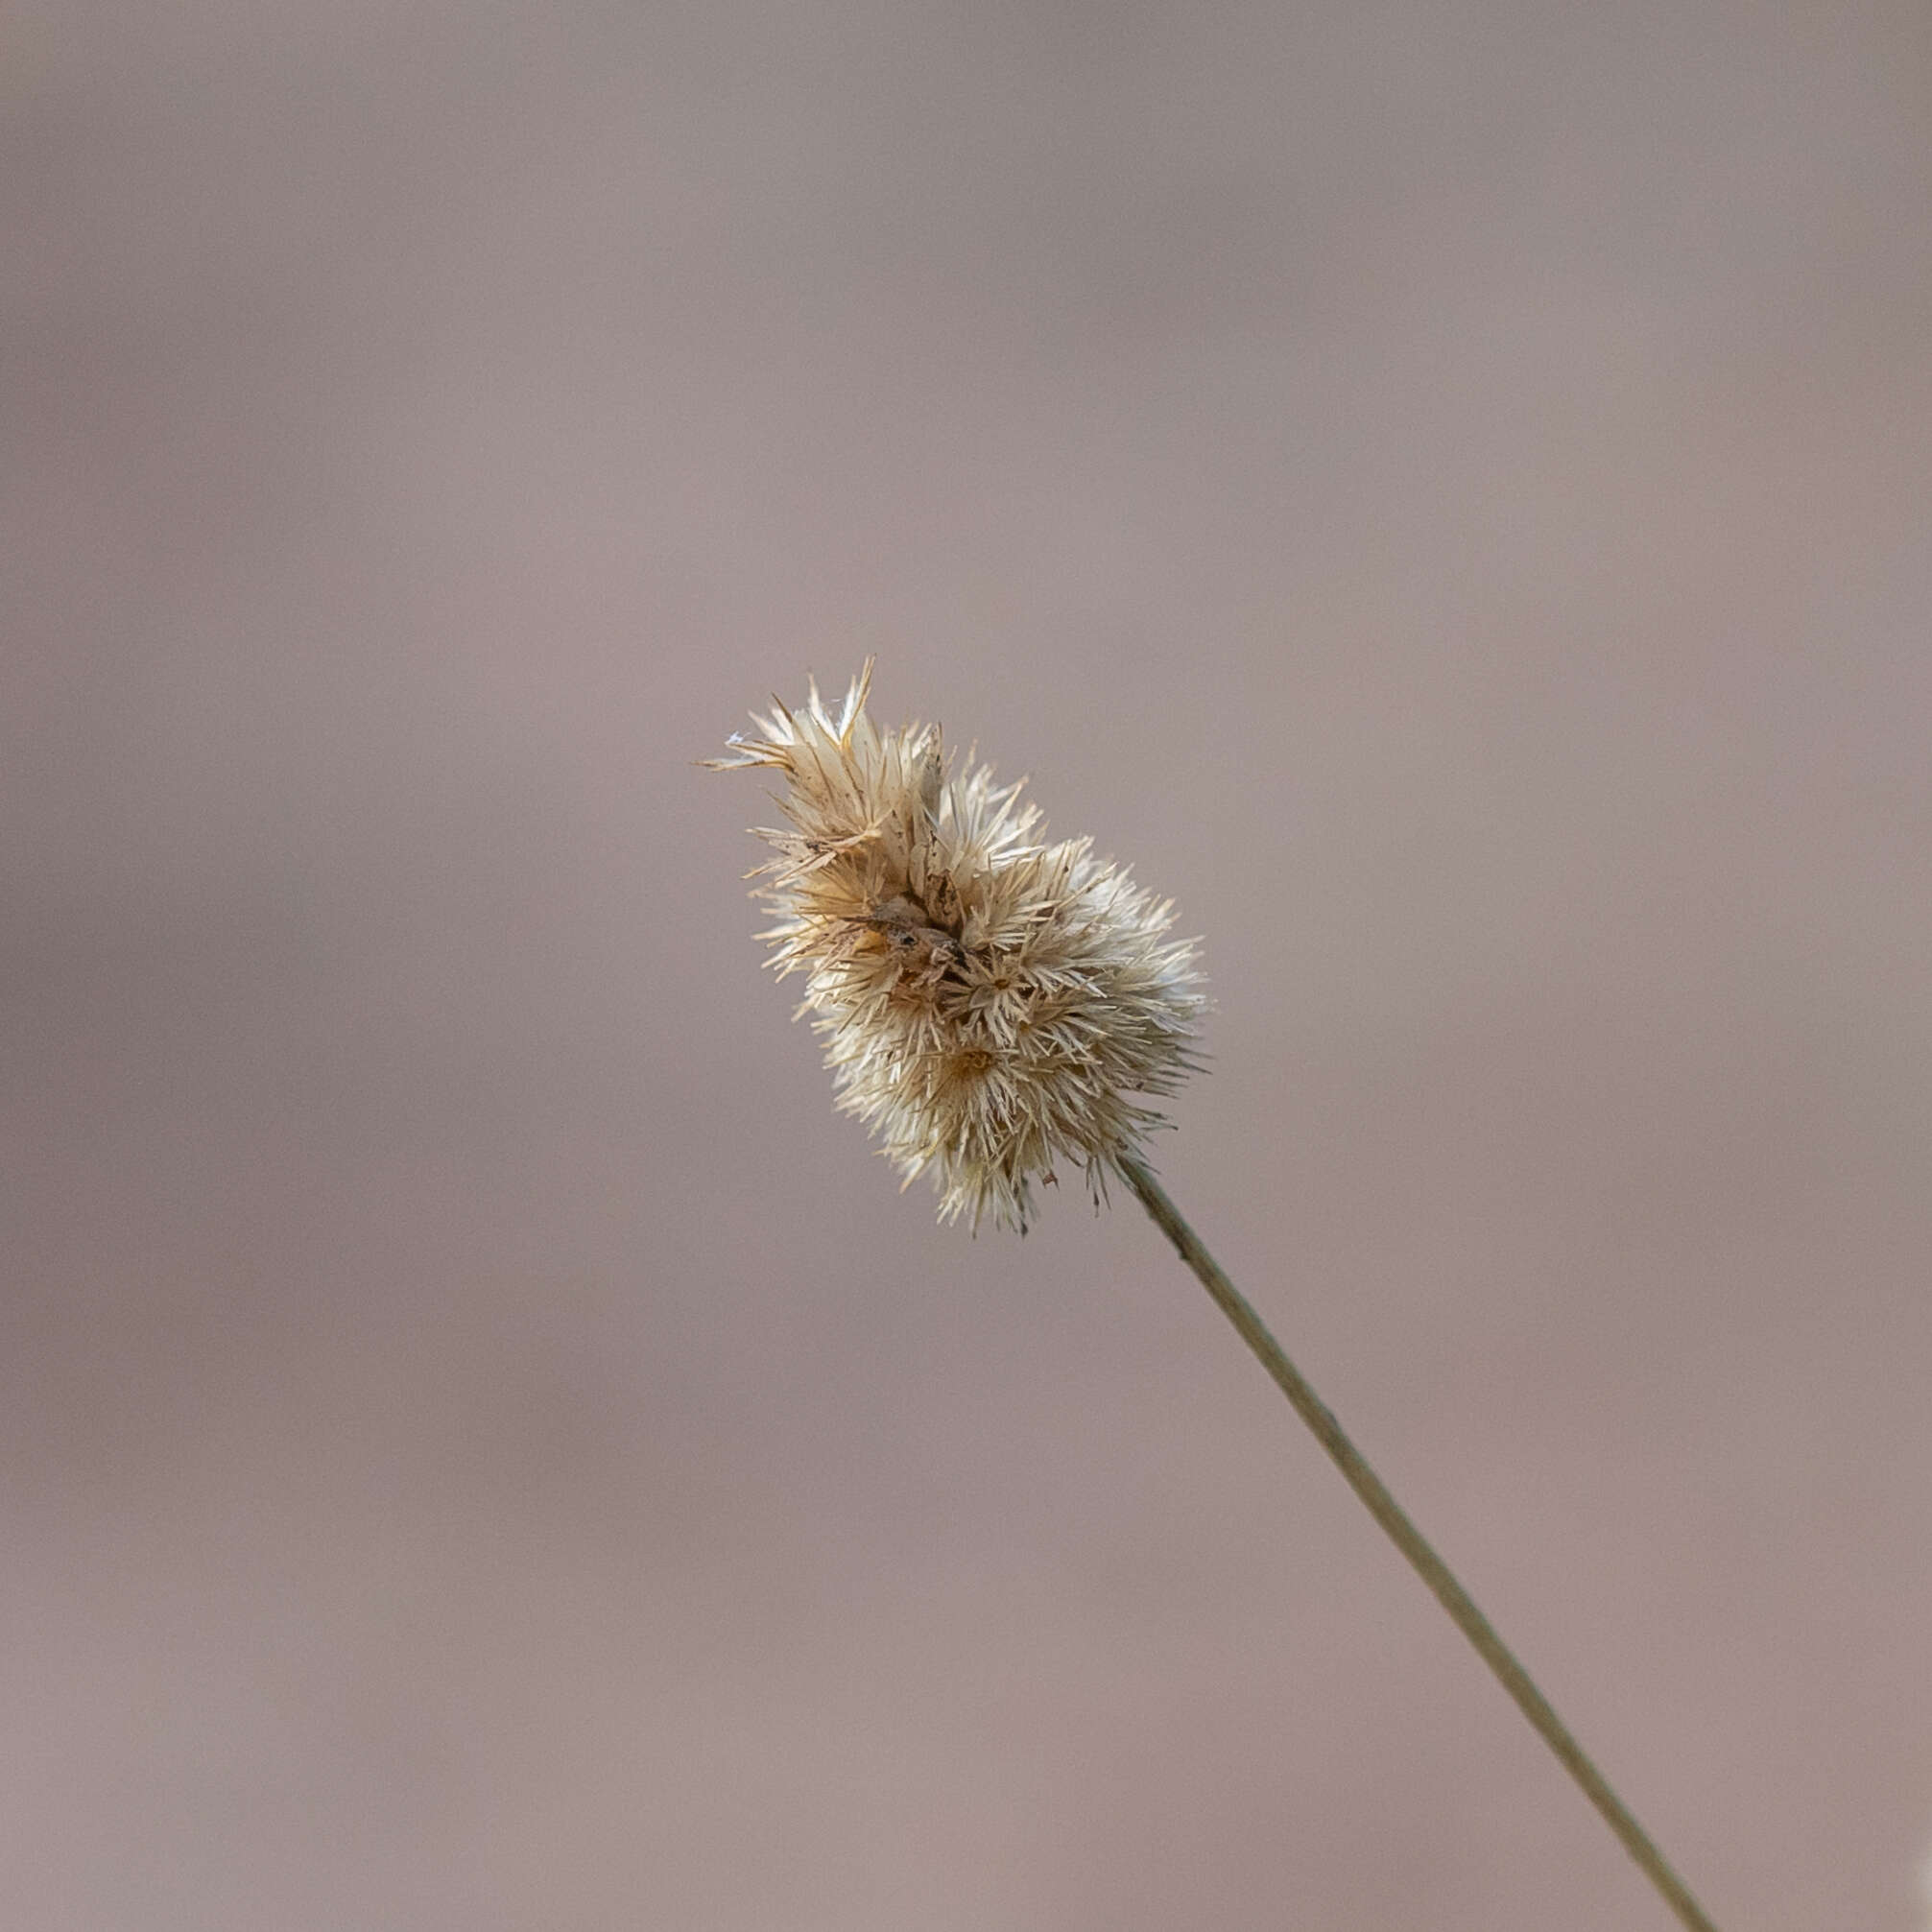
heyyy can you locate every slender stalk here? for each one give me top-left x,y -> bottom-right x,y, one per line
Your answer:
1118,1155 -> 1719,1932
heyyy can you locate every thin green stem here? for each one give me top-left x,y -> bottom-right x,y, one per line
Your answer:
1118,1155 -> 1719,1932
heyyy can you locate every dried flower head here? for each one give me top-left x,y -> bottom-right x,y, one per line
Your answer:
709,662 -> 1205,1231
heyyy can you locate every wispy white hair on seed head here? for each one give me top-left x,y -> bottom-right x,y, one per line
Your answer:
708,661 -> 1205,1232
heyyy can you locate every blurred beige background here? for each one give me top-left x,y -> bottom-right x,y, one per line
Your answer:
6,3 -> 1930,1927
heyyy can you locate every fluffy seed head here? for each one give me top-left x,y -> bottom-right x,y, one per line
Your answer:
709,663 -> 1205,1231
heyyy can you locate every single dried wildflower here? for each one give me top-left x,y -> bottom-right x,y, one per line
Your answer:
705,666 -> 1725,1932
707,660 -> 1205,1230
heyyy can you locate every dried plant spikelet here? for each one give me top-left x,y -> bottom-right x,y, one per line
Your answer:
708,662 -> 1206,1231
